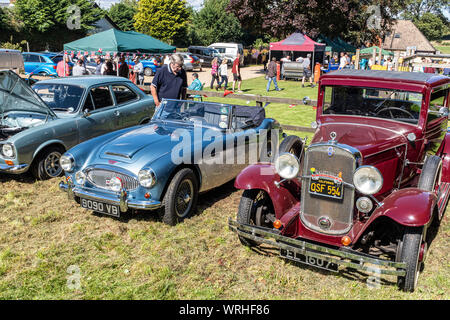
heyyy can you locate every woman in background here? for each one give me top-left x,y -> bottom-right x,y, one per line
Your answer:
217,58 -> 228,90
210,57 -> 220,89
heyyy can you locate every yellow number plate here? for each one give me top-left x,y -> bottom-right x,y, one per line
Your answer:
309,178 -> 343,200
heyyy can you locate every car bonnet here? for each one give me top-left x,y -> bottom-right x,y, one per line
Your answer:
0,69 -> 56,117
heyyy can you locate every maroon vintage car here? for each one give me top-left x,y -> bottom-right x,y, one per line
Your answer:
229,69 -> 450,292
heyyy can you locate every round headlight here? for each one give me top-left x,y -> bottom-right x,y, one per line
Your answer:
275,153 -> 300,180
353,166 -> 383,195
138,169 -> 156,188
2,144 -> 14,158
60,154 -> 75,172
75,171 -> 86,185
109,176 -> 123,192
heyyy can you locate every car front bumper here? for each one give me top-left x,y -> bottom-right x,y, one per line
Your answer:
59,181 -> 161,212
228,219 -> 407,277
0,163 -> 29,174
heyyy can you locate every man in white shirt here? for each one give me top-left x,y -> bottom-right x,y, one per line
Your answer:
301,54 -> 315,88
339,52 -> 347,69
133,56 -> 144,85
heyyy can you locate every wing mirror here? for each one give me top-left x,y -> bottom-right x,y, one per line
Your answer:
82,109 -> 91,117
439,107 -> 449,117
303,96 -> 311,105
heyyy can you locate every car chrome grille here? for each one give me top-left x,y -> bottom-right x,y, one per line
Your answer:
86,169 -> 139,191
300,144 -> 357,235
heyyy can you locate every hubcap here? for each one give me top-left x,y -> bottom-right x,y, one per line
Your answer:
44,151 -> 62,177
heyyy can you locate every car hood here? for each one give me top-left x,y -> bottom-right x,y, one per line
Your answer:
312,119 -> 410,158
0,69 -> 56,117
99,122 -> 193,163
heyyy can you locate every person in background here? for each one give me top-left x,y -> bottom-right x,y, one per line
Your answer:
301,53 -> 315,88
188,73 -> 203,91
266,57 -> 281,92
280,55 -> 291,80
133,56 -> 145,85
338,52 -> 347,70
217,58 -> 228,90
56,55 -> 70,77
232,53 -> 243,93
94,56 -> 103,75
210,57 -> 220,89
118,55 -> 129,78
72,59 -> 87,76
104,60 -> 116,76
151,53 -> 187,107
386,56 -> 394,71
163,54 -> 171,65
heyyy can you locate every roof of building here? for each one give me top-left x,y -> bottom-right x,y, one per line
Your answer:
382,20 -> 436,53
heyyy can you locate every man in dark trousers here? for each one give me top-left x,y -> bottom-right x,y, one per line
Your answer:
150,54 -> 188,107
118,55 -> 129,79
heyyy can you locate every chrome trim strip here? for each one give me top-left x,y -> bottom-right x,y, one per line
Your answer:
0,163 -> 28,173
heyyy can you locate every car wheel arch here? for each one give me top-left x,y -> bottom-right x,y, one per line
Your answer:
159,164 -> 202,204
32,140 -> 68,162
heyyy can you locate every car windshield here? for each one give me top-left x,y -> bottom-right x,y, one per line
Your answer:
33,84 -> 84,113
154,100 -> 231,129
50,55 -> 63,64
322,86 -> 423,125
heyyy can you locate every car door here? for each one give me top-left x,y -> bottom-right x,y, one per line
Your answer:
76,85 -> 119,143
110,83 -> 154,128
25,54 -> 41,74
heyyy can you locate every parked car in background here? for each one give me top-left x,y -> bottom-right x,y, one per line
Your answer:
127,56 -> 161,76
187,46 -> 221,67
175,52 -> 202,71
22,52 -> 72,76
208,43 -> 244,65
230,70 -> 450,292
0,49 -> 24,72
59,99 -> 281,225
0,70 -> 155,180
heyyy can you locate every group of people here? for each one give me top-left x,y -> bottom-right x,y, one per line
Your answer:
210,54 -> 243,92
56,54 -> 146,85
268,53 -> 315,90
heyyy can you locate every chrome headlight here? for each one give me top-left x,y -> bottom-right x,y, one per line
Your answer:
138,169 -> 156,188
60,154 -> 75,172
2,143 -> 15,158
108,176 -> 123,193
353,166 -> 383,195
275,153 -> 300,180
75,171 -> 86,185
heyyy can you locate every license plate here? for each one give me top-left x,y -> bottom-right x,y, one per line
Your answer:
80,198 -> 120,217
309,178 -> 343,200
280,249 -> 338,272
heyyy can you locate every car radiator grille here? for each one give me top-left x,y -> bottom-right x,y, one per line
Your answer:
86,169 -> 139,191
300,144 -> 357,235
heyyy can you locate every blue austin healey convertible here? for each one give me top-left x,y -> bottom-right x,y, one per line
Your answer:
59,99 -> 282,225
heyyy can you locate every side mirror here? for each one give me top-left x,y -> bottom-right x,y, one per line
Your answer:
439,107 -> 449,117
82,109 -> 91,117
303,96 -> 311,105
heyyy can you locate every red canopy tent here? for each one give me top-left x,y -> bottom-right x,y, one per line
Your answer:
269,33 -> 326,63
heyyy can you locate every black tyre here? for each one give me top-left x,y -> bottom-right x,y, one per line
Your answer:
161,168 -> 198,226
278,135 -> 304,161
144,68 -> 154,76
396,227 -> 424,292
31,146 -> 65,180
418,155 -> 442,192
237,189 -> 274,247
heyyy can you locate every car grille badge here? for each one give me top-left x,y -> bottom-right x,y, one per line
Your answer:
318,216 -> 332,230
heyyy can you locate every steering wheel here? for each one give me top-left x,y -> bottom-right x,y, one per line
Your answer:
375,107 -> 415,119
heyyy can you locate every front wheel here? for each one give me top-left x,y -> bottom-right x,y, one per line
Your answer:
396,227 -> 424,292
237,189 -> 275,247
161,168 -> 198,226
31,146 -> 65,180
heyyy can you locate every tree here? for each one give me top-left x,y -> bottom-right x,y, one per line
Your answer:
191,0 -> 244,46
134,0 -> 191,44
226,0 -> 405,46
108,0 -> 138,31
415,12 -> 447,40
401,0 -> 449,21
13,0 -> 104,50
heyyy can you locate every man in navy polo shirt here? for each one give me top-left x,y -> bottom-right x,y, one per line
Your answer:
150,54 -> 188,107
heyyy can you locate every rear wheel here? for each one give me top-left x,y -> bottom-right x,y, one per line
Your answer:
31,146 -> 65,180
237,189 -> 274,247
396,227 -> 424,292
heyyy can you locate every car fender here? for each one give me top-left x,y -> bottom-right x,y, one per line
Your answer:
234,163 -> 300,217
370,188 -> 436,227
437,132 -> 450,182
32,139 -> 68,160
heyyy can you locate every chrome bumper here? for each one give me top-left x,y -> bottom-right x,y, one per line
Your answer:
0,163 -> 28,174
59,181 -> 161,211
228,219 -> 407,276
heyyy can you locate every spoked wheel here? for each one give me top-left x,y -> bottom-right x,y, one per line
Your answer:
396,227 -> 425,292
237,189 -> 275,247
278,135 -> 304,161
31,146 -> 65,180
162,168 -> 198,226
